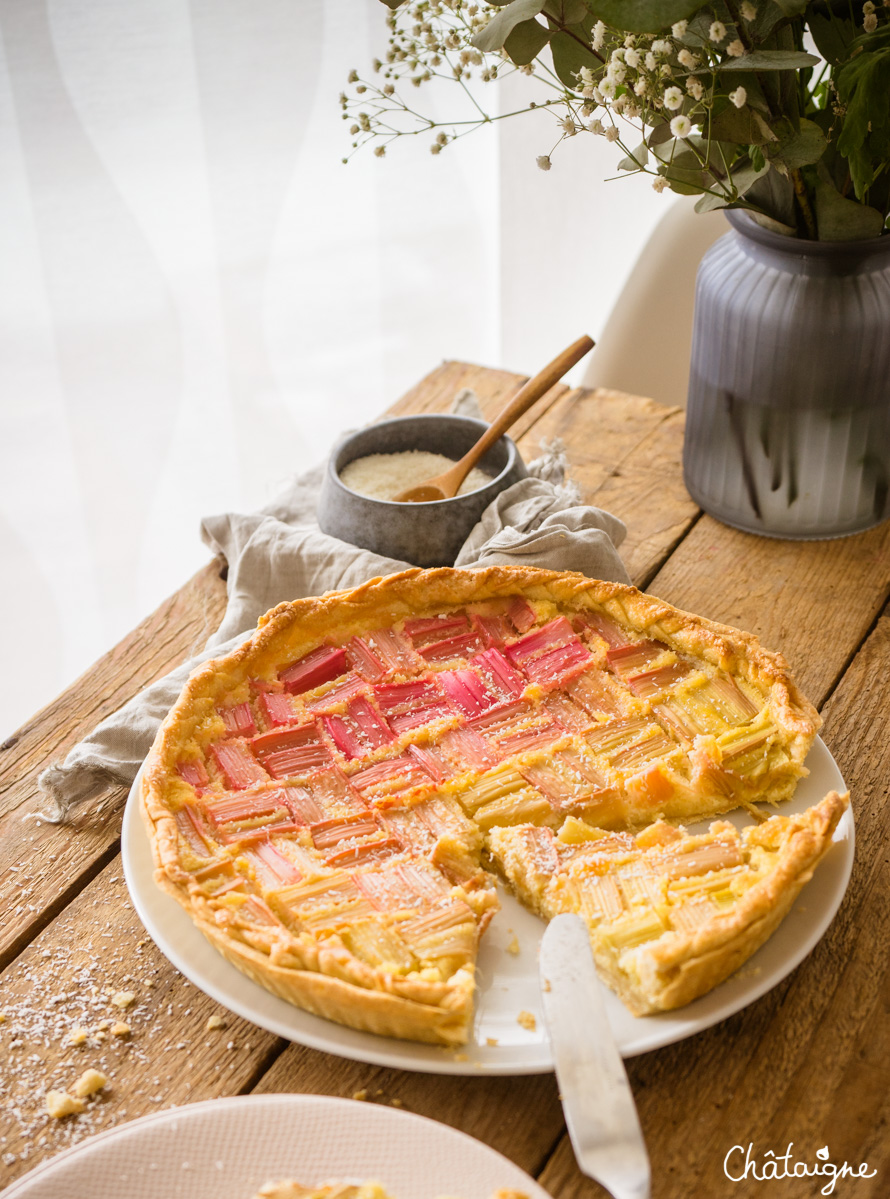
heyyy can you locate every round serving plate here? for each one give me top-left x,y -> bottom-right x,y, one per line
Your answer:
1,1093 -> 552,1199
122,737 -> 854,1076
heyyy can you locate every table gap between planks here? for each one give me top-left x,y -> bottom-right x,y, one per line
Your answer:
1,360 -> 889,1198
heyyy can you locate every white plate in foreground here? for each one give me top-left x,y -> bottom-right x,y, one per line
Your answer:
2,1093 -> 551,1199
123,737 -> 853,1075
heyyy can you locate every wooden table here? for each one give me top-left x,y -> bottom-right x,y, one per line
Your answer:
2,361 -> 889,1197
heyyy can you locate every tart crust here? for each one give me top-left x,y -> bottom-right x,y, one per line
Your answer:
142,565 -> 832,1044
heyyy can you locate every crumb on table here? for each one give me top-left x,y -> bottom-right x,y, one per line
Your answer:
45,1091 -> 85,1119
506,936 -> 520,956
517,1010 -> 537,1032
72,1068 -> 109,1098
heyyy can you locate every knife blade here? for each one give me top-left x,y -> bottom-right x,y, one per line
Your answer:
540,914 -> 651,1199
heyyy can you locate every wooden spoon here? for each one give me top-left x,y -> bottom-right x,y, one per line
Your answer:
393,334 -> 595,502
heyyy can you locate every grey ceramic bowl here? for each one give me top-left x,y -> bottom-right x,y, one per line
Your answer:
317,413 -> 528,567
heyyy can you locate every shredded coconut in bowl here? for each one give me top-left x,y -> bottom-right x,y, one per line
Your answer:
339,451 -> 493,500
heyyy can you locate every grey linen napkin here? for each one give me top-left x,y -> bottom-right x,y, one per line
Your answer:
38,393 -> 629,821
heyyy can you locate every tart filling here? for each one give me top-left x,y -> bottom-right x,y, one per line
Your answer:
142,566 -> 832,1044
487,791 -> 847,1015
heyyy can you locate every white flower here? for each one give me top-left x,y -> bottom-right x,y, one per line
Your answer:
599,78 -> 617,100
604,125 -> 620,142
430,143 -> 442,155
652,176 -> 668,192
645,52 -> 657,70
634,78 -> 649,96
678,49 -> 698,69
686,78 -> 704,100
373,145 -> 386,157
624,48 -> 641,69
651,39 -> 671,55
864,10 -> 878,29
592,20 -> 606,50
727,39 -> 746,56
607,61 -> 627,84
709,20 -> 727,42
729,86 -> 747,108
578,66 -> 595,87
863,1 -> 876,11
611,48 -> 626,63
670,114 -> 692,138
561,117 -> 576,134
536,155 -> 551,171
671,20 -> 688,37
588,119 -> 605,135
663,86 -> 684,110
741,1 -> 757,18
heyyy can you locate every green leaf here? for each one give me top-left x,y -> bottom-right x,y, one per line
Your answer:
770,117 -> 827,170
472,0 -> 546,52
730,160 -> 771,196
711,50 -> 820,71
709,104 -> 775,147
695,191 -> 731,213
543,0 -> 589,21
747,211 -> 797,236
378,0 -> 407,9
807,13 -> 856,67
587,0 -> 700,35
815,178 -> 885,241
772,0 -> 807,14
745,167 -> 796,227
549,19 -> 597,87
617,143 -> 649,171
836,45 -> 890,199
505,18 -> 551,64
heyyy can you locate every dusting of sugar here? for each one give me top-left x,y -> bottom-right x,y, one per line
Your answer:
339,451 -> 493,500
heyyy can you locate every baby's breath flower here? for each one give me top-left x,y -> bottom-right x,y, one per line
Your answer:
687,77 -> 704,100
741,1 -> 757,18
592,20 -> 606,50
727,40 -> 745,57
709,20 -> 727,42
562,117 -> 576,134
611,48 -> 626,63
607,61 -> 627,84
663,86 -> 684,110
384,83 -> 395,95
349,123 -> 359,135
671,20 -> 688,37
634,78 -> 649,96
536,155 -> 551,171
729,86 -> 747,108
599,78 -> 617,100
374,144 -> 386,157
578,66 -> 595,87
645,51 -> 657,70
355,84 -> 367,93
863,1 -> 876,11
588,118 -> 605,135
652,176 -> 668,192
604,125 -> 620,142
624,101 -> 641,120
678,49 -> 698,69
625,48 -> 641,69
670,114 -> 692,137
347,69 -> 359,83
430,142 -> 442,154
651,39 -> 671,55
864,11 -> 878,29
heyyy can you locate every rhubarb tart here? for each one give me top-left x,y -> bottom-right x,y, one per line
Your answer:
142,565 -> 834,1043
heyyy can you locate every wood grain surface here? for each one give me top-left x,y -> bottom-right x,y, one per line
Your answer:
1,361 -> 887,1198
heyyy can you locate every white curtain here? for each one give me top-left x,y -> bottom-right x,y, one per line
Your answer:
0,0 -> 664,739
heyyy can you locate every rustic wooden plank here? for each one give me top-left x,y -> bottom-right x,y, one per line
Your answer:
538,610 -> 890,1199
0,563 -> 228,971
517,387 -> 698,586
384,358 -> 569,441
252,1046 -> 563,1175
646,516 -> 890,706
0,858 -> 283,1185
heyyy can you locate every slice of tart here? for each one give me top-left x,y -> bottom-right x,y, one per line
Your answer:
487,790 -> 848,1015
142,565 -> 825,1042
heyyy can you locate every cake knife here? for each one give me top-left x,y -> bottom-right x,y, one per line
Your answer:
539,914 -> 651,1199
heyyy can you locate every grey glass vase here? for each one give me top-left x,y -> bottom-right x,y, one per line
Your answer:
684,209 -> 890,539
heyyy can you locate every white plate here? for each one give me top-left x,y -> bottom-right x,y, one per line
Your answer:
122,738 -> 853,1075
1,1093 -> 551,1199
